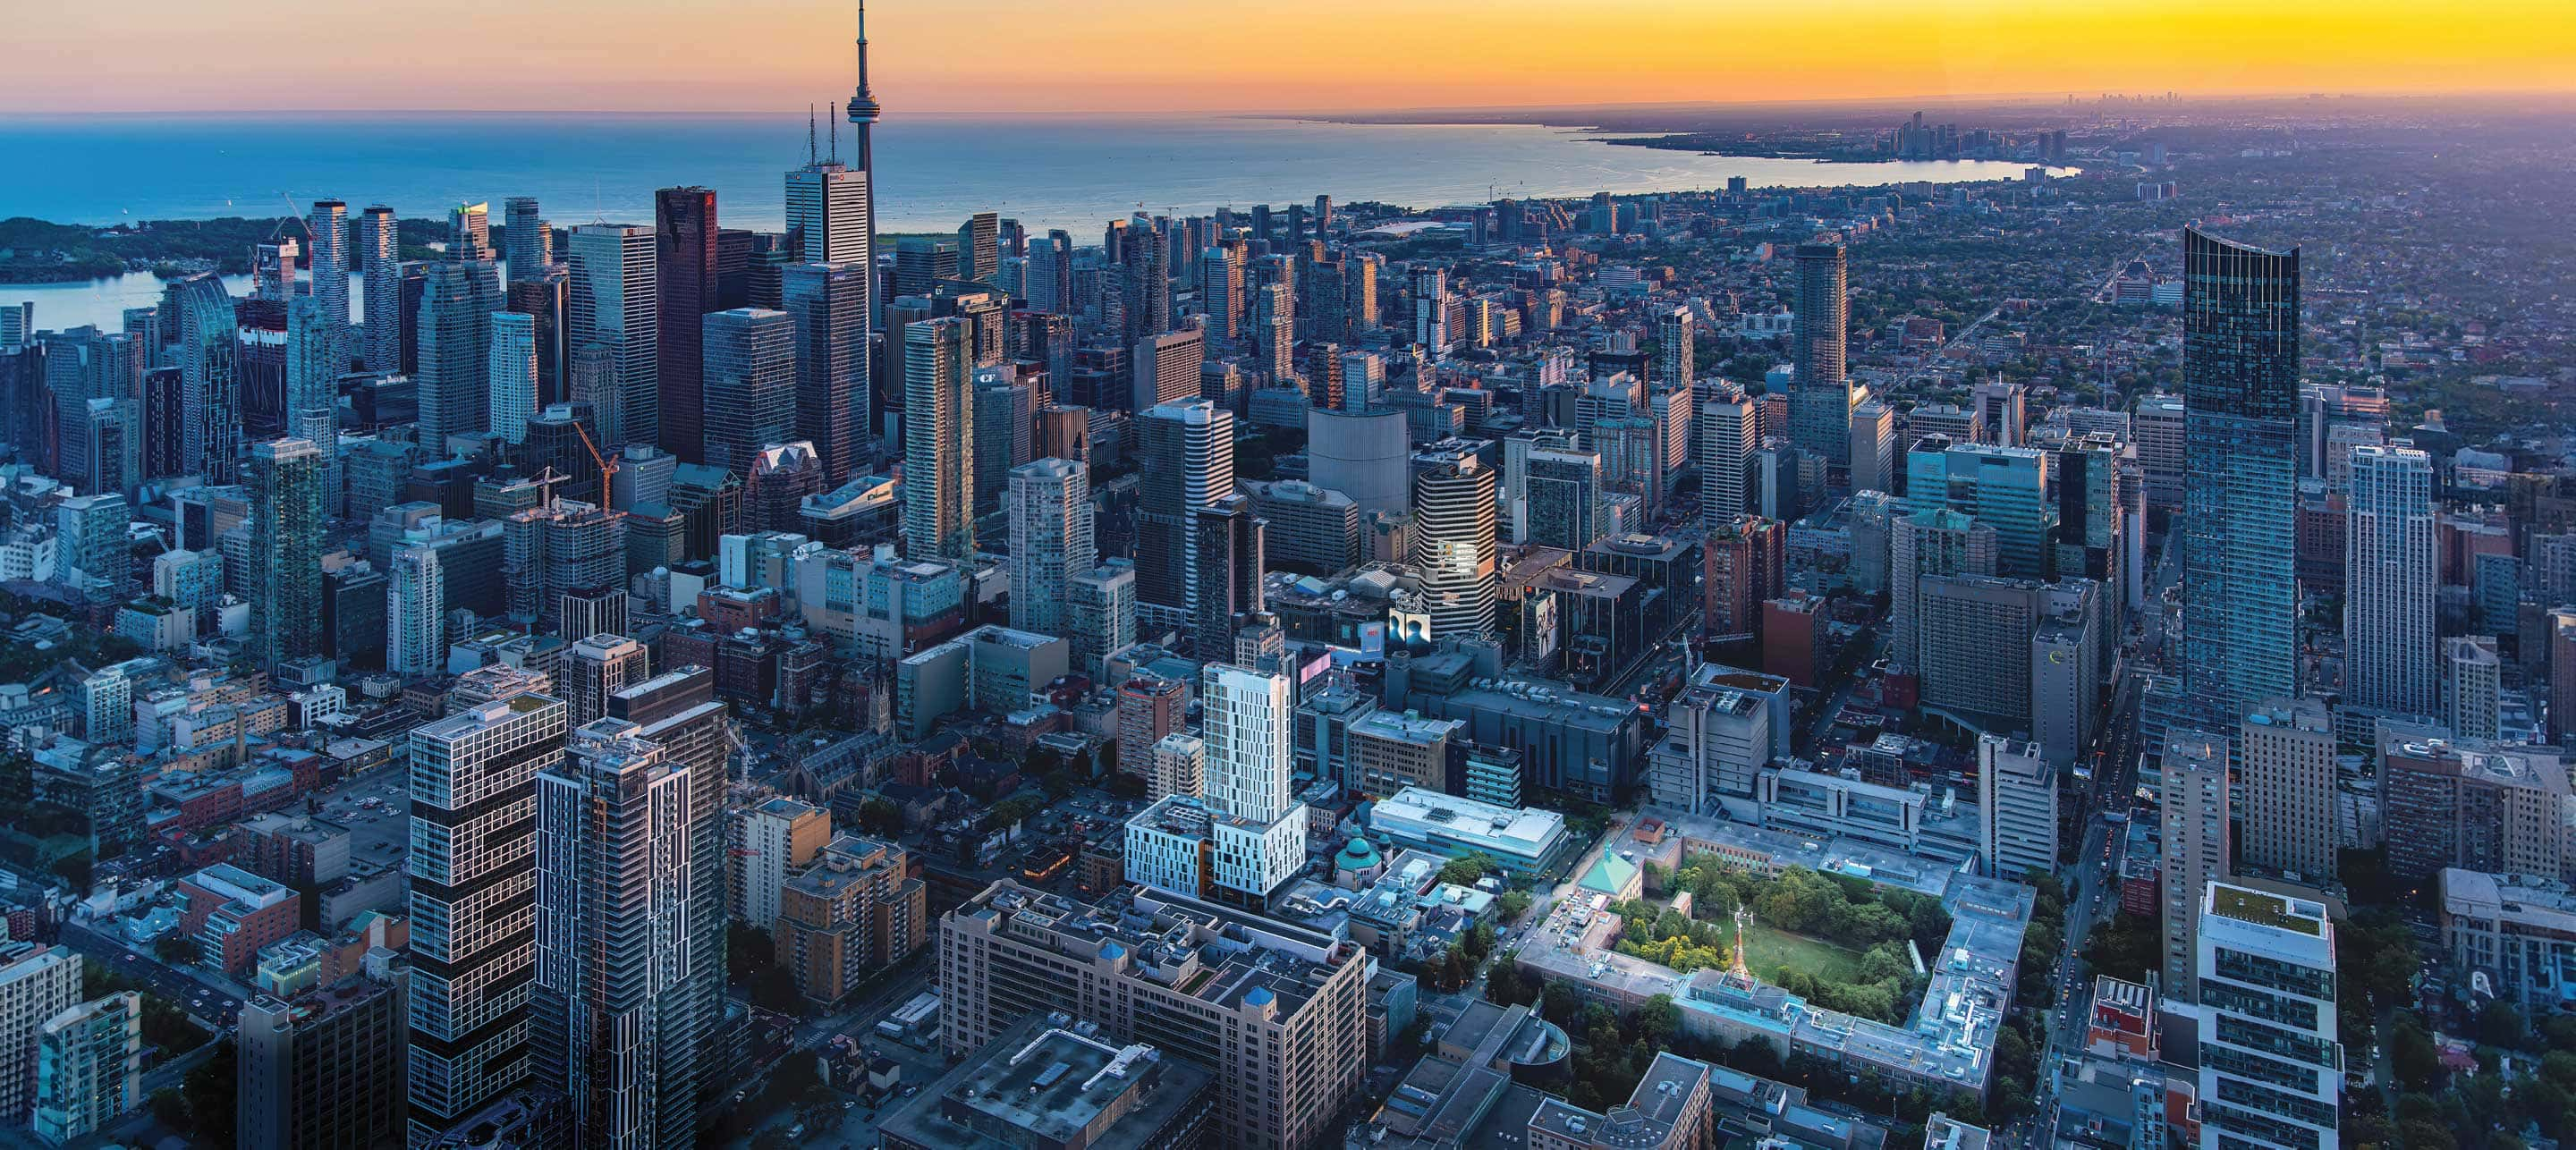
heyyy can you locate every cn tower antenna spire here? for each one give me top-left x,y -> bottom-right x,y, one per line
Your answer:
849,1 -> 878,123
845,0 -> 882,246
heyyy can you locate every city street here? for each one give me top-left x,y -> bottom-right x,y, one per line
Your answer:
710,948 -> 945,1148
57,921 -> 249,1032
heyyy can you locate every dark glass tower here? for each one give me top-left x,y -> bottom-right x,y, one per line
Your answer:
656,186 -> 719,462
2179,225 -> 2301,723
1788,240 -> 1851,467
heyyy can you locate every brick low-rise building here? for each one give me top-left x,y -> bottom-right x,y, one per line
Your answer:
775,834 -> 927,1007
175,864 -> 302,976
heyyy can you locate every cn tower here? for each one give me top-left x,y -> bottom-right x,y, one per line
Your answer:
845,1 -> 883,251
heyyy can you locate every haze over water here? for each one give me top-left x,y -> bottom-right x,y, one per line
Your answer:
4,112 -> 2049,330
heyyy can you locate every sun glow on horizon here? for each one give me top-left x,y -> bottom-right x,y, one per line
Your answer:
11,0 -> 2574,114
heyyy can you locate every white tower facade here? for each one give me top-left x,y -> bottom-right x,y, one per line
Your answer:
2343,444 -> 2436,716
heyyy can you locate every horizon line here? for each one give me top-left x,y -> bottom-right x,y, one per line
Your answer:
14,87 -> 2575,121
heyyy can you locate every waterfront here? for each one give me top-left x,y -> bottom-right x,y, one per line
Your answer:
1,112 -> 2057,329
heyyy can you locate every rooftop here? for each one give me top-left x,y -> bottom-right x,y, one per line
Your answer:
951,882 -> 1359,1020
874,1014 -> 1211,1150
2206,883 -> 2326,936
1370,786 -> 1568,859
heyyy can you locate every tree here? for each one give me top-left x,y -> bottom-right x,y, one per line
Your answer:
1497,891 -> 1533,924
176,1039 -> 239,1148
1437,852 -> 1500,887
987,794 -> 1044,833
2482,1000 -> 2532,1051
50,851 -> 91,892
856,798 -> 904,839
153,934 -> 199,967
2080,914 -> 2159,983
1464,921 -> 1498,963
2391,1019 -> 2445,1087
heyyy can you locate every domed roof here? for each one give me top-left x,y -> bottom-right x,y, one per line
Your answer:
1335,837 -> 1381,867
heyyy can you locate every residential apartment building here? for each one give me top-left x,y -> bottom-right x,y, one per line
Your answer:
939,882 -> 1369,1150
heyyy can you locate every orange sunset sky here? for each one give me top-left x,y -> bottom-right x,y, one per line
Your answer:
11,0 -> 2573,114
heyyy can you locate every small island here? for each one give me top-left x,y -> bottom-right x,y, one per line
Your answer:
0,215 -> 453,284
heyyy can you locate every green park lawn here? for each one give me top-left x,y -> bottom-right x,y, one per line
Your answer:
1738,921 -> 1867,985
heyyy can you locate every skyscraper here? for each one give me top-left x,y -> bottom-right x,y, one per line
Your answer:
699,308 -> 797,476
1024,230 -> 1072,315
956,211 -> 1000,283
418,256 -> 506,445
405,689 -> 569,1146
562,633 -> 651,728
284,294 -> 338,483
2344,444 -> 2436,717
249,438 -> 326,671
30,991 -> 141,1145
601,667 -> 728,1148
238,961 -> 411,1150
506,268 -> 572,408
2195,884 -> 2341,1150
567,224 -> 658,450
1978,736 -> 2057,883
2445,635 -> 2503,742
304,199 -> 350,369
2180,226 -> 2301,725
1698,383 -> 1758,526
253,235 -> 300,301
448,202 -> 491,258
1199,662 -> 1307,904
1122,223 -> 1172,342
2240,698 -> 2335,881
1135,400 -> 1234,629
781,261 -> 869,481
786,139 -> 869,270
55,492 -> 130,595
1131,328 -> 1205,414
1523,442 -> 1605,553
2158,730 -> 2231,1006
656,187 -> 719,462
503,196 -> 549,283
1191,494 -> 1265,656
1007,458 -> 1092,637
1411,265 -> 1449,351
1905,441 -> 2055,578
1199,246 -> 1241,340
387,545 -> 445,674
0,947 -> 81,1129
487,310 -> 539,444
1653,305 -> 1694,390
571,342 -> 624,450
972,370 -> 1032,522
358,206 -> 401,371
1410,439 -> 1500,638
1788,241 -> 1851,467
503,497 -> 626,636
532,722 -> 694,1150
1850,399 -> 1896,493
170,274 -> 242,482
1888,508 -> 1997,666
1068,562 -> 1136,680
902,317 -> 976,560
